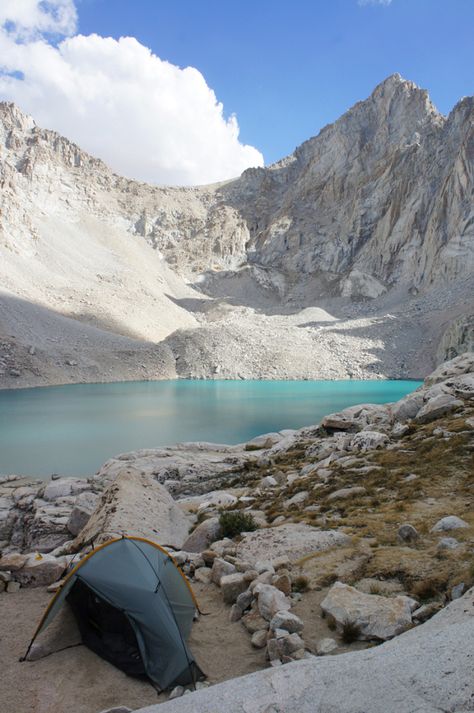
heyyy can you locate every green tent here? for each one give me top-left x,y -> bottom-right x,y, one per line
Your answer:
24,536 -> 204,691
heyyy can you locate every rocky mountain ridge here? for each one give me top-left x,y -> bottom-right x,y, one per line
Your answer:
0,74 -> 473,387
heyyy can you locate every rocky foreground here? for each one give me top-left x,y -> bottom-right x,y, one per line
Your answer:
1,353 -> 473,712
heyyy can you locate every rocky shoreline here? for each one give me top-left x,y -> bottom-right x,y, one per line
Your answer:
1,353 -> 473,712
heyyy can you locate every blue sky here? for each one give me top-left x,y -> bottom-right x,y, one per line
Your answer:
0,0 -> 472,185
76,0 -> 474,164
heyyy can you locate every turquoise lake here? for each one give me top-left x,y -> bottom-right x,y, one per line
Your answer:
0,379 -> 421,478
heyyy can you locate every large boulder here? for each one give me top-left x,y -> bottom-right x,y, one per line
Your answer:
73,469 -> 190,550
431,516 -> 469,533
320,582 -> 413,641
349,431 -> 389,452
181,517 -> 222,552
415,393 -> 463,423
13,552 -> 67,587
424,353 -> 474,386
236,524 -> 350,565
67,491 -> 99,537
255,584 -> 291,621
390,391 -> 424,422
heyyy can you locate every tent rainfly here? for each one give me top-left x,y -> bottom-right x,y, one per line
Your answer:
23,536 -> 204,691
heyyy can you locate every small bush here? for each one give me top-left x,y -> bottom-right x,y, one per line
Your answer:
369,581 -> 383,595
341,619 -> 361,644
218,510 -> 257,538
292,574 -> 310,593
410,577 -> 446,601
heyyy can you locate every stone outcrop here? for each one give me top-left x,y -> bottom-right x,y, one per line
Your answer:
73,469 -> 190,549
0,75 -> 473,388
235,524 -> 350,565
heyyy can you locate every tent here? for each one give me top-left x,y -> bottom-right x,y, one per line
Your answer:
24,536 -> 205,691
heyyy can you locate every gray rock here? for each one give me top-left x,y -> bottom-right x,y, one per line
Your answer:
437,537 -> 460,550
283,492 -> 309,509
390,391 -> 425,422
67,491 -> 98,536
316,638 -> 338,655
236,524 -> 350,565
251,630 -> 268,649
327,486 -> 366,502
255,584 -> 291,621
168,687 -> 184,700
14,553 -> 66,587
6,580 -> 20,593
431,516 -> 469,532
320,582 -> 413,641
270,611 -> 304,634
241,610 -> 268,634
211,557 -> 236,585
349,431 -> 389,452
451,583 -> 465,600
194,567 -> 212,584
415,394 -> 463,423
220,572 -> 248,604
235,588 -> 254,613
182,517 -> 222,552
73,469 -> 190,550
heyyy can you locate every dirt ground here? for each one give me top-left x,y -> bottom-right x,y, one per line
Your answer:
0,581 -> 267,713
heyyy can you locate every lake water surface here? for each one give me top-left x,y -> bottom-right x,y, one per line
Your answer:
0,379 -> 421,478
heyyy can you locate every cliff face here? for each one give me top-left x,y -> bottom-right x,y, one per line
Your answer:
0,75 -> 472,387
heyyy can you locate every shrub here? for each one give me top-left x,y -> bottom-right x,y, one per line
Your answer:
218,510 -> 257,538
410,577 -> 446,601
341,619 -> 361,644
292,574 -> 310,593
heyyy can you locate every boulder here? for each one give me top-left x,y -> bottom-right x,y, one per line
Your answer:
437,537 -> 460,551
182,517 -> 222,553
424,353 -> 474,386
194,567 -> 212,585
270,611 -> 304,634
390,391 -> 424,422
72,469 -> 190,550
211,557 -> 236,585
316,638 -> 338,655
320,582 -> 413,641
256,584 -> 292,621
272,573 -> 292,596
0,552 -> 28,571
236,524 -> 350,565
245,433 -> 281,451
220,573 -> 248,604
14,553 -> 66,587
431,516 -> 469,532
251,630 -> 268,649
67,491 -> 98,536
241,610 -> 268,634
415,394 -> 463,424
349,431 -> 389,452
284,492 -> 309,509
327,486 -> 366,502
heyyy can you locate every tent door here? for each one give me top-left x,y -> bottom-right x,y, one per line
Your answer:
67,578 -> 146,677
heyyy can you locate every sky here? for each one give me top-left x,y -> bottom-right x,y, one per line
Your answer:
0,0 -> 472,186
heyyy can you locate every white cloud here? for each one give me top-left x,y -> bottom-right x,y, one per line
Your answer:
0,0 -> 77,39
0,1 -> 263,185
358,0 -> 392,6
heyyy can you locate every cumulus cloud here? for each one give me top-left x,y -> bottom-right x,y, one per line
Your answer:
0,1 -> 263,185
